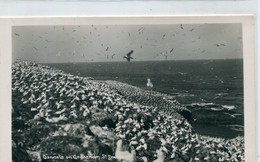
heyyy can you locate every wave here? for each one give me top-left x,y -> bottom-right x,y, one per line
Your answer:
208,107 -> 224,111
190,102 -> 216,107
226,125 -> 244,132
222,105 -> 236,110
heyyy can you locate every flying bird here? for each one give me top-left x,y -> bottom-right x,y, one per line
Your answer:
105,47 -> 109,51
14,33 -> 20,36
216,43 -> 226,47
180,24 -> 184,29
124,50 -> 134,62
33,47 -> 38,51
138,27 -> 144,32
56,51 -> 61,57
138,27 -> 144,34
111,54 -> 115,59
159,51 -> 168,60
162,34 -> 166,39
170,48 -> 174,53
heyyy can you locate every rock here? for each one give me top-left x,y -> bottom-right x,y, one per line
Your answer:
89,125 -> 116,142
40,136 -> 83,156
27,150 -> 41,162
90,108 -> 116,128
63,123 -> 88,138
89,125 -> 117,154
12,140 -> 32,162
82,135 -> 95,148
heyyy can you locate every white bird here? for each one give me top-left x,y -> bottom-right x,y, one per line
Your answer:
153,147 -> 165,162
45,114 -> 67,123
147,78 -> 153,88
55,108 -> 66,115
56,51 -> 61,57
142,157 -> 148,162
115,139 -> 136,162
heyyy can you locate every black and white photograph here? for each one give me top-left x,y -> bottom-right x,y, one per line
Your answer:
8,17 -> 254,162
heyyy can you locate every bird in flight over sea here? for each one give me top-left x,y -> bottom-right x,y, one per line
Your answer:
14,33 -> 20,36
162,34 -> 166,39
56,51 -> 61,57
111,54 -> 115,59
124,50 -> 134,62
216,43 -> 226,47
33,47 -> 38,51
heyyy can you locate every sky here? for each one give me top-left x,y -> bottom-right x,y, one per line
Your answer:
12,23 -> 243,63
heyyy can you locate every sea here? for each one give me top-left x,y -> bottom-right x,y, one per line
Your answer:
46,59 -> 244,139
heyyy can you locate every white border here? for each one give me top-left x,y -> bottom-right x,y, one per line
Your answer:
0,16 -> 256,162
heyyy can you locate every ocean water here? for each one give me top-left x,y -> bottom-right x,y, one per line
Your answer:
46,59 -> 244,138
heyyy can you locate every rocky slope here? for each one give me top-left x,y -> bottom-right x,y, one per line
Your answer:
12,61 -> 244,162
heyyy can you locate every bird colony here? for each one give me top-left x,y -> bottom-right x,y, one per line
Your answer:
12,60 -> 244,162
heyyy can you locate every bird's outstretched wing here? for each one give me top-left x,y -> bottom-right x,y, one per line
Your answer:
127,50 -> 134,57
123,56 -> 130,62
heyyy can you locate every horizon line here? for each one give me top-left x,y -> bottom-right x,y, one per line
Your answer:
39,58 -> 243,64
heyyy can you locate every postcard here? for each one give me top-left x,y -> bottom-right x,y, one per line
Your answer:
0,16 -> 255,161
